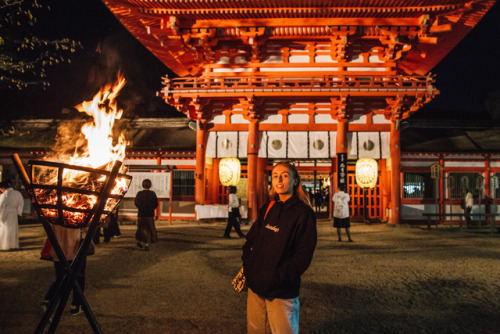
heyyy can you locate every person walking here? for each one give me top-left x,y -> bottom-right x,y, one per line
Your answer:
223,186 -> 245,239
332,186 -> 353,242
134,179 -> 158,251
0,181 -> 24,251
242,162 -> 317,334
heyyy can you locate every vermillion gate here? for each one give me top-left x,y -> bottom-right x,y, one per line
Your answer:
103,0 -> 496,224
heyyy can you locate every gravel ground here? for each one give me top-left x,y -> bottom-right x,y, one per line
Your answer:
0,219 -> 499,334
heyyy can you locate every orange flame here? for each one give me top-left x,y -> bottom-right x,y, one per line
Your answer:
36,75 -> 131,226
71,74 -> 127,170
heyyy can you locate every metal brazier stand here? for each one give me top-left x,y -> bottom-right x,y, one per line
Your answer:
11,154 -> 131,334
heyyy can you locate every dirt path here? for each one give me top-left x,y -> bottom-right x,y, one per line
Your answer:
1,220 -> 499,333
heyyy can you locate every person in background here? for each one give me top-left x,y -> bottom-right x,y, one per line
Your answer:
103,206 -> 121,243
0,180 -> 24,251
134,179 -> 158,251
464,189 -> 473,226
332,185 -> 353,242
242,162 -> 317,334
314,190 -> 323,213
42,225 -> 86,315
223,186 -> 245,239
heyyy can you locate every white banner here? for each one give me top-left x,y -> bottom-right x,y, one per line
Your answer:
206,132 -> 247,158
348,132 -> 389,159
216,131 -> 238,158
263,132 -> 288,158
288,132 -> 308,158
125,172 -> 171,199
329,131 -> 337,157
206,132 -> 217,158
309,131 -> 330,158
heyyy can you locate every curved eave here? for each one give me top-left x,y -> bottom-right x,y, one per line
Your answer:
103,3 -> 200,76
102,0 -> 497,77
399,0 -> 496,75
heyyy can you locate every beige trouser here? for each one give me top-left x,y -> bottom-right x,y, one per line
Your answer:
247,288 -> 299,334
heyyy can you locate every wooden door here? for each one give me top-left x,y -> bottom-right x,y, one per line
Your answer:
347,167 -> 382,220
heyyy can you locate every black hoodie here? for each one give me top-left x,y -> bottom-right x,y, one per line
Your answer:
242,195 -> 317,299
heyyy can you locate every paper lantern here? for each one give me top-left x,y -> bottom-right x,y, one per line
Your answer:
219,158 -> 241,186
355,158 -> 378,188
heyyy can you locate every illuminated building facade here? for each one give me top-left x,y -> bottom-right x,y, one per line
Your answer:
86,1 -> 500,223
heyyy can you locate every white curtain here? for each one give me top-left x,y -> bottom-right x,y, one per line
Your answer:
206,132 -> 217,158
216,131 -> 238,158
238,132 -> 248,157
206,132 -> 247,158
348,132 -> 390,159
260,132 -> 288,158
329,131 -> 337,157
309,131 -> 330,158
288,132 -> 308,158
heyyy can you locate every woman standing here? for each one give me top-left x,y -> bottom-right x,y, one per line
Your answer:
242,162 -> 317,334
134,179 -> 158,251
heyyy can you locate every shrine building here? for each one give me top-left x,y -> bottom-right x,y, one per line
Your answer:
99,0 -> 497,224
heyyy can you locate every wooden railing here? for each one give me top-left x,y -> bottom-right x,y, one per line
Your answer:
423,213 -> 500,231
162,74 -> 435,93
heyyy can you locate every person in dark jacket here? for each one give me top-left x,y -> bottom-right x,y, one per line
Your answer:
242,162 -> 317,334
134,179 -> 158,251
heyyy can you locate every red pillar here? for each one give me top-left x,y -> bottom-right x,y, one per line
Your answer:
336,120 -> 347,154
195,120 -> 206,205
390,121 -> 401,224
247,119 -> 259,222
379,159 -> 389,221
439,155 -> 445,221
484,155 -> 491,217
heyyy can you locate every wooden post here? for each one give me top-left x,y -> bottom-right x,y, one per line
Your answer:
247,119 -> 259,222
390,121 -> 401,224
195,120 -> 206,205
336,120 -> 347,154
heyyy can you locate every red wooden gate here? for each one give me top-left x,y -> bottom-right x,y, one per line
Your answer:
347,168 -> 382,220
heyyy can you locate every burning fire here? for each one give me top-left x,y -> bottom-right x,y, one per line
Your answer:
71,74 -> 127,169
32,74 -> 131,227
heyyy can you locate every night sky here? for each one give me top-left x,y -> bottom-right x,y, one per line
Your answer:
1,0 -> 500,121
417,0 -> 500,120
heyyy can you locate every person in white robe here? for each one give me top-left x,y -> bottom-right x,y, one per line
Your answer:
0,181 -> 24,250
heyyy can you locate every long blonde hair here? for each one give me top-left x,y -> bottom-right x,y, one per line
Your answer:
269,162 -> 312,208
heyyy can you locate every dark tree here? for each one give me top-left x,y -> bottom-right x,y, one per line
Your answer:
0,0 -> 81,90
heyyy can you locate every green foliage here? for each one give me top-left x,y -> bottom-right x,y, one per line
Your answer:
0,0 -> 81,90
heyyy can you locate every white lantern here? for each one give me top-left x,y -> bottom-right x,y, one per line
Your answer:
219,158 -> 241,186
355,158 -> 378,188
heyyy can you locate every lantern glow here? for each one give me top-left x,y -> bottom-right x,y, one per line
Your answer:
219,158 -> 241,186
355,158 -> 378,188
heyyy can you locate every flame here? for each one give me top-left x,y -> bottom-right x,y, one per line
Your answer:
35,74 -> 131,227
71,74 -> 127,170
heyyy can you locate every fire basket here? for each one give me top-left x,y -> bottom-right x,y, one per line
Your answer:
28,159 -> 131,229
11,153 -> 132,334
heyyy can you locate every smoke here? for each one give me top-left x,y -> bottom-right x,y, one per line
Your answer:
45,118 -> 88,163
86,32 -> 173,119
